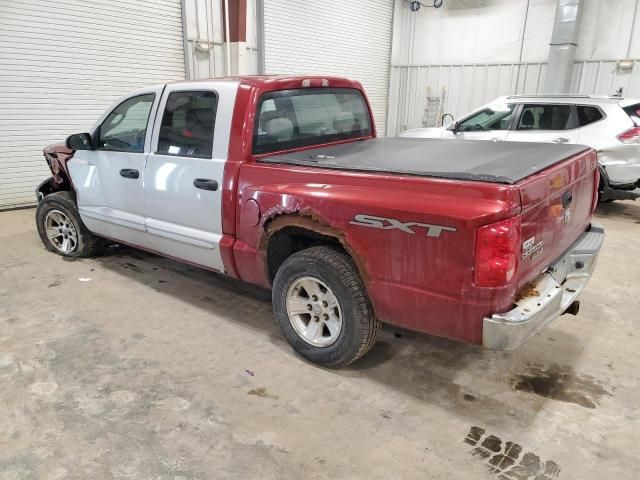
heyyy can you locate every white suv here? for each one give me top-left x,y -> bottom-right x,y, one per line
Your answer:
401,95 -> 640,201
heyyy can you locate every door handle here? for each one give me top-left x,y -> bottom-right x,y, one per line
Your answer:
193,178 -> 218,191
491,137 -> 504,142
552,137 -> 570,143
119,168 -> 140,179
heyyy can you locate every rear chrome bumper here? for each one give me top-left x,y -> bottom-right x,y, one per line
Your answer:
483,223 -> 605,350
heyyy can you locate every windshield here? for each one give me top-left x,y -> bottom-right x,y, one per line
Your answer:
253,88 -> 372,154
458,104 -> 516,132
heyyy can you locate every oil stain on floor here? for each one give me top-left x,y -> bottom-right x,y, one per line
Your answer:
247,387 -> 278,400
464,426 -> 561,479
511,363 -> 612,409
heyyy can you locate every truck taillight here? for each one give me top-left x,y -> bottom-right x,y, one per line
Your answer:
474,216 -> 520,287
617,127 -> 640,144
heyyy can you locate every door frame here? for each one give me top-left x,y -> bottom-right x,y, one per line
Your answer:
142,80 -> 239,271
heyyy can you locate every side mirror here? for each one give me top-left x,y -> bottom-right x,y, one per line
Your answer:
66,132 -> 93,150
441,113 -> 455,127
446,121 -> 460,134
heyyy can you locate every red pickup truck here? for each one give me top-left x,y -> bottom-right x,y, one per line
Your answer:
35,75 -> 604,368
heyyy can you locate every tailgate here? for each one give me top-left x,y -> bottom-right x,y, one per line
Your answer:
515,148 -> 598,287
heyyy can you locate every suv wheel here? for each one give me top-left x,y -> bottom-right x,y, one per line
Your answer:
36,191 -> 106,258
272,246 -> 381,368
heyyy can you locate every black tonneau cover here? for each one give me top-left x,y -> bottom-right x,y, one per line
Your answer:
259,137 -> 589,184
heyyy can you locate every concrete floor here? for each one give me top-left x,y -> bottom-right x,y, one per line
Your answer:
0,202 -> 639,480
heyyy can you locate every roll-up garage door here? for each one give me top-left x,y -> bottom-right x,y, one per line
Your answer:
0,0 -> 185,209
263,0 -> 393,136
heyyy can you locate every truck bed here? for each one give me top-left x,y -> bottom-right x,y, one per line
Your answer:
259,137 -> 589,184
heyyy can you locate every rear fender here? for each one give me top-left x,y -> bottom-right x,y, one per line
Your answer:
261,212 -> 369,284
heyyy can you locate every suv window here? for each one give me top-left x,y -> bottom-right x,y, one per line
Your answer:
157,91 -> 217,158
98,94 -> 155,152
577,106 -> 604,126
623,103 -> 640,126
458,104 -> 516,132
253,88 -> 372,154
517,104 -> 573,130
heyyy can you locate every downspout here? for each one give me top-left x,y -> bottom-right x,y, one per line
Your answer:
626,0 -> 639,59
257,0 -> 265,74
543,0 -> 583,93
224,0 -> 232,75
180,0 -> 192,79
514,0 -> 531,93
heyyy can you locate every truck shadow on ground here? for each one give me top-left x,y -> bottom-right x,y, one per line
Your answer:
93,244 -> 588,428
595,199 -> 640,222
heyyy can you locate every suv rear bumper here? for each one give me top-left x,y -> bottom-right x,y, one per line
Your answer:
482,223 -> 605,350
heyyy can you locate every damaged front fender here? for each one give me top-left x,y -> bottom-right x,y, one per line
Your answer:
43,142 -> 75,189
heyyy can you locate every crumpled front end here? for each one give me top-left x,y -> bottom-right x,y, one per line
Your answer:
36,143 -> 75,201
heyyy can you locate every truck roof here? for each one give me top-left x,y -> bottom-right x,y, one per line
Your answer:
167,75 -> 363,89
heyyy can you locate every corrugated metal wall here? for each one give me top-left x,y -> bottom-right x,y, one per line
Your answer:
263,0 -> 394,135
0,0 -> 185,209
387,60 -> 640,135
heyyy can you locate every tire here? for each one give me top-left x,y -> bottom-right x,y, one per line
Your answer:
272,246 -> 381,368
36,191 -> 106,258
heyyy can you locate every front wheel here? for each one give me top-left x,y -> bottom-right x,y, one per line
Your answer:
272,246 -> 381,368
36,191 -> 106,258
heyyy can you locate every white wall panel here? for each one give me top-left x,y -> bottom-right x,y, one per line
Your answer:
0,0 -> 185,209
392,0 -> 640,65
391,0 -> 553,65
263,0 -> 394,135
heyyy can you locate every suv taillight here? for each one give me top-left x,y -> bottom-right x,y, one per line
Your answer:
617,127 -> 640,144
474,216 -> 521,287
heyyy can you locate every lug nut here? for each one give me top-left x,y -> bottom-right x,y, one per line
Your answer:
312,295 -> 318,302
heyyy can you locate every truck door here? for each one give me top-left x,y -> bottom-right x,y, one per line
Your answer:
447,103 -> 516,141
66,87 -> 163,245
506,103 -> 580,144
143,81 -> 238,271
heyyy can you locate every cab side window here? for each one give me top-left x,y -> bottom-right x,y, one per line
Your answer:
157,91 -> 217,158
516,104 -> 573,130
457,104 -> 515,132
98,94 -> 155,152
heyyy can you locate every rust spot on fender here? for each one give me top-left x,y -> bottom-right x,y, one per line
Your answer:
260,209 -> 370,284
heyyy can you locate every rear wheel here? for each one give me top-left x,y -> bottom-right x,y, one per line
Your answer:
272,246 -> 381,368
36,191 -> 106,258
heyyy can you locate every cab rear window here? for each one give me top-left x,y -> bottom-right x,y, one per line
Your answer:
252,88 -> 372,154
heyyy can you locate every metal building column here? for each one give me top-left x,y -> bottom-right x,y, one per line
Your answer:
222,0 -> 248,75
543,0 -> 583,93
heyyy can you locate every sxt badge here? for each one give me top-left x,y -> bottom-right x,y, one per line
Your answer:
350,214 -> 456,238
